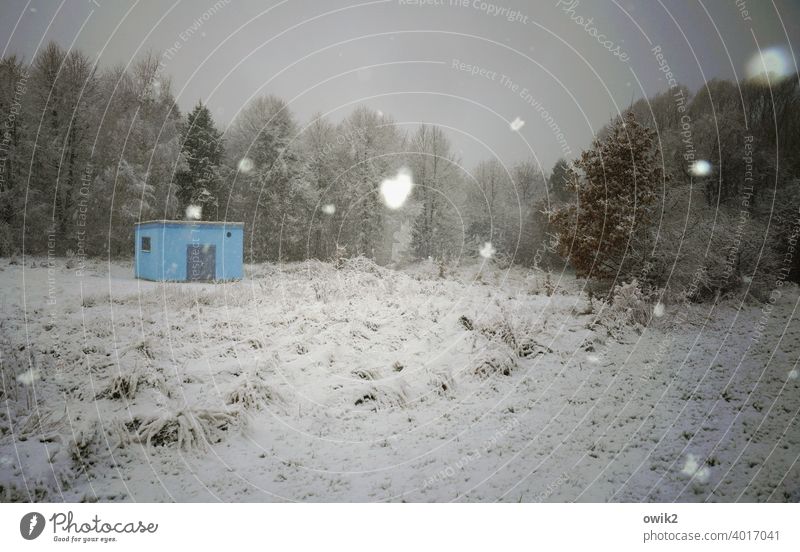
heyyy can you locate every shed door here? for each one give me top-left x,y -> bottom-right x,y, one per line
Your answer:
186,244 -> 216,281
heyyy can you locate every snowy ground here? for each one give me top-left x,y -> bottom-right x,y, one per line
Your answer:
0,257 -> 798,502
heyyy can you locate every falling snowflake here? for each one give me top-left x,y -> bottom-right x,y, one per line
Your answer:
238,157 -> 254,173
321,204 -> 336,215
789,369 -> 798,380
653,303 -> 665,317
380,169 -> 414,209
479,242 -> 496,259
17,369 -> 39,386
689,160 -> 712,177
185,205 -> 202,220
586,354 -> 600,364
509,117 -> 525,131
746,47 -> 790,80
680,453 -> 710,483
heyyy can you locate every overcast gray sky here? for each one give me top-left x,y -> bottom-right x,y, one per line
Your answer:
3,0 -> 799,171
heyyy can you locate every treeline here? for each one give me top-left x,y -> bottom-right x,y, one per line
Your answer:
1,42 -> 798,300
0,42 -> 549,266
548,75 -> 800,299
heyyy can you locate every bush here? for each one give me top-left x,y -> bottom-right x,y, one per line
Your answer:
594,279 -> 653,335
643,190 -> 780,302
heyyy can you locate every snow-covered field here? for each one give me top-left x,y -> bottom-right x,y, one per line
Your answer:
1,257 -> 798,502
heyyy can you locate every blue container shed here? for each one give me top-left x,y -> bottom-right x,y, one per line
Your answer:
134,220 -> 244,282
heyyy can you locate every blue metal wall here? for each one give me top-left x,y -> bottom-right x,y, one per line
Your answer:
134,221 -> 243,281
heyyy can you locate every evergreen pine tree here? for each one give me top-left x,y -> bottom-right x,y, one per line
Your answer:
176,101 -> 223,220
548,158 -> 572,203
551,112 -> 662,280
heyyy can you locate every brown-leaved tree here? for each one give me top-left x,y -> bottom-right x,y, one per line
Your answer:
551,112 -> 663,280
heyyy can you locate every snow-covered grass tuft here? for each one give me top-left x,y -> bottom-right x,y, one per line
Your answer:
341,256 -> 389,278
16,408 -> 67,440
133,408 -> 245,451
0,480 -> 53,502
225,370 -> 283,411
476,310 -> 553,359
471,344 -> 518,378
428,370 -> 456,396
68,423 -> 101,470
351,368 -> 381,381
353,381 -> 409,411
98,361 -> 168,400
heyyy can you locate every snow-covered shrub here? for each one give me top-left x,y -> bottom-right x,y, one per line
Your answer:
133,408 -> 244,451
428,370 -> 456,396
611,280 -> 651,326
311,278 -> 335,302
418,256 -> 437,279
225,370 -> 282,410
643,191 -> 781,302
471,344 -> 517,378
477,310 -> 552,359
332,244 -> 347,269
352,368 -> 381,381
342,255 -> 386,277
593,279 -> 653,335
81,293 -> 102,308
68,423 -> 101,470
353,382 -> 409,411
16,408 -> 67,440
99,361 -> 168,400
